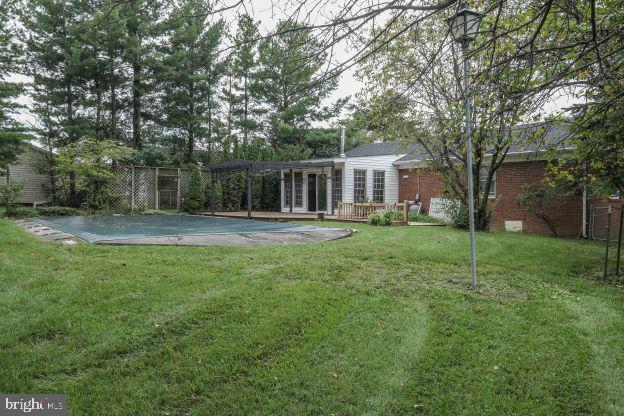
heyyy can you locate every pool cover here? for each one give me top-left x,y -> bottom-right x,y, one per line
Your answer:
35,215 -> 343,243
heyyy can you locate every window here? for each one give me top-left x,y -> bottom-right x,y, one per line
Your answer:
373,171 -> 385,203
354,169 -> 367,202
332,169 -> 342,208
479,167 -> 496,198
294,172 -> 303,207
283,171 -> 292,207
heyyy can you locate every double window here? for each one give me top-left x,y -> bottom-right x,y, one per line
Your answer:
294,172 -> 303,207
332,170 -> 342,208
373,171 -> 385,203
283,171 -> 292,207
354,169 -> 367,202
479,167 -> 496,198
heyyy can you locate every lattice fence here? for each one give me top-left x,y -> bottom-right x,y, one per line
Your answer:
108,166 -> 207,212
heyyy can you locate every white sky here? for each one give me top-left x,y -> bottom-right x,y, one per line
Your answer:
221,0 -> 363,109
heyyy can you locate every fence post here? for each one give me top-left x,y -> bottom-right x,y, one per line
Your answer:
155,167 -> 159,210
176,168 -> 181,211
403,200 -> 409,223
211,171 -> 216,216
603,205 -> 612,282
289,169 -> 294,213
616,205 -> 623,276
130,166 -> 135,211
247,166 -> 252,219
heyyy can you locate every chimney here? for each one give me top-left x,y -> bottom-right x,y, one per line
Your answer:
339,126 -> 346,157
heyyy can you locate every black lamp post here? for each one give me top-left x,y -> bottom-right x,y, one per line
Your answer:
446,3 -> 483,290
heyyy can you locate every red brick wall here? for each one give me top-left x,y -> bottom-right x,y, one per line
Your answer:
398,169 -> 445,214
399,162 -> 623,238
493,161 -> 581,237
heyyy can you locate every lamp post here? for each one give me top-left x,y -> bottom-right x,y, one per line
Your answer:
446,3 -> 483,290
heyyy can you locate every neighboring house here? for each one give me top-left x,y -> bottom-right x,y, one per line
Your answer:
281,124 -> 622,237
5,143 -> 53,205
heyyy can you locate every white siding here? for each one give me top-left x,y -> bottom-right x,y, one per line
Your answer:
280,165 -> 344,213
278,155 -> 404,212
343,155 -> 404,203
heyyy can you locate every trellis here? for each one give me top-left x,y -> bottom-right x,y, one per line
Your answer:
109,166 -> 198,212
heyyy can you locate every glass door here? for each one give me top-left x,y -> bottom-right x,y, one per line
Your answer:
317,174 -> 327,211
307,174 -> 316,211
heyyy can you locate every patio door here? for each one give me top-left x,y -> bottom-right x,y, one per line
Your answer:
317,174 -> 327,211
307,174 -> 316,211
307,173 -> 327,212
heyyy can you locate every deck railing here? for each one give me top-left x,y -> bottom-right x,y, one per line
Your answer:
337,201 -> 409,222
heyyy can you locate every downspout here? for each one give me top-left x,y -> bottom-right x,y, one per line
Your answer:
417,169 -> 421,201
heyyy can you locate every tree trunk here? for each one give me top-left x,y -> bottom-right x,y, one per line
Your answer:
47,136 -> 57,205
132,60 -> 142,148
5,169 -> 10,214
243,73 -> 248,145
95,79 -> 102,138
110,54 -> 117,141
188,82 -> 195,162
66,72 -> 78,207
207,84 -> 213,152
227,75 -> 232,137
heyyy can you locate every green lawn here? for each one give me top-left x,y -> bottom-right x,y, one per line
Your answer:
1,218 -> 623,415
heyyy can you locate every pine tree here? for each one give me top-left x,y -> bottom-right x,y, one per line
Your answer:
184,165 -> 205,212
21,0 -> 91,205
120,0 -> 164,149
81,3 -> 128,142
224,15 -> 262,146
256,20 -> 338,147
158,0 -> 225,162
0,0 -> 28,175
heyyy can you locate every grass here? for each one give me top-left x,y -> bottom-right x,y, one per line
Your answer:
1,218 -> 623,415
408,213 -> 446,224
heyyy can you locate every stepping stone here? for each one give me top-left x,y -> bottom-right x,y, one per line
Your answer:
49,233 -> 75,241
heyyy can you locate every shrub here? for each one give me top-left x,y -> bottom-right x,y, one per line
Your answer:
408,213 -> 446,224
184,166 -> 205,213
56,138 -> 135,211
367,209 -> 393,226
517,183 -> 560,236
36,206 -> 78,216
4,205 -> 80,218
0,180 -> 23,213
448,203 -> 493,230
449,203 -> 470,230
142,209 -> 168,216
203,177 -> 223,211
4,206 -> 38,218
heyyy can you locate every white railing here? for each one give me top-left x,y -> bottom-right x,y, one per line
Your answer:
337,201 -> 409,222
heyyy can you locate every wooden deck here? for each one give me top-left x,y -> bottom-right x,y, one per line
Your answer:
205,211 -> 366,222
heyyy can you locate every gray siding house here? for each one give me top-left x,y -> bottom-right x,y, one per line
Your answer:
6,143 -> 52,205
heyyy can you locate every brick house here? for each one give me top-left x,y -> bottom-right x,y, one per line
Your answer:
394,125 -> 622,238
280,123 -> 622,238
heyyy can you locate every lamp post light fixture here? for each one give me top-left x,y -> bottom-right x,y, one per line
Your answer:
446,3 -> 483,290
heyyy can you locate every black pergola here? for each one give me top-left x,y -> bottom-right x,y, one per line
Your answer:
206,159 -> 336,219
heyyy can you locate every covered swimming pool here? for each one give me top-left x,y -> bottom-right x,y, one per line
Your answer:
34,215 -> 352,246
